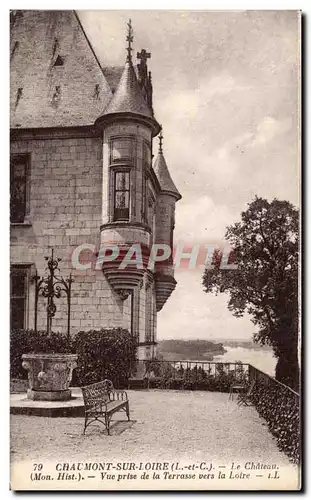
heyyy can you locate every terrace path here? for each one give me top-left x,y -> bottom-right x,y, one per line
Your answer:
10,390 -> 299,490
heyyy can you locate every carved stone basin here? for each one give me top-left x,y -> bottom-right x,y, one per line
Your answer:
22,353 -> 78,401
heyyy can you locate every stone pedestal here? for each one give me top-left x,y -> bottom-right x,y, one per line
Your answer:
22,353 -> 78,401
26,388 -> 72,401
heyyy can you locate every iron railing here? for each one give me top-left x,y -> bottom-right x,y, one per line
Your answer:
143,359 -> 249,380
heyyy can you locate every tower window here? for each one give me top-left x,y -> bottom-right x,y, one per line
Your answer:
10,266 -> 29,330
110,137 -> 134,164
10,154 -> 30,223
114,171 -> 130,221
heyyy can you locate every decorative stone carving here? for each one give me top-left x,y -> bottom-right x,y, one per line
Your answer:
22,353 -> 77,401
117,288 -> 131,300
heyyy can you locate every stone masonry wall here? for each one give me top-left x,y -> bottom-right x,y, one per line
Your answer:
10,134 -> 131,335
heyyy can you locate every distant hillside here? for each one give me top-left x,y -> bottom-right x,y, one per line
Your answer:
157,339 -> 226,361
216,339 -> 272,351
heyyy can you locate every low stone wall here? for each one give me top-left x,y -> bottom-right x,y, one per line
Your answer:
249,366 -> 300,464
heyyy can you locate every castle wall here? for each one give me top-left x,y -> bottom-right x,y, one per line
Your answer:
10,134 -> 126,334
10,10 -> 180,367
10,132 -> 155,355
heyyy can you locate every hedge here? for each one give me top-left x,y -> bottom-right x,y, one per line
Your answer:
10,328 -> 136,388
250,378 -> 300,463
72,328 -> 136,388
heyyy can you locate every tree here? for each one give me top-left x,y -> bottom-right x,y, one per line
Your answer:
202,197 -> 299,390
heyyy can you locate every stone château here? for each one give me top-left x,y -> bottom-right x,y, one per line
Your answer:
10,10 -> 181,359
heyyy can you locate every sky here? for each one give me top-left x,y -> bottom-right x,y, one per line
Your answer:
78,10 -> 300,341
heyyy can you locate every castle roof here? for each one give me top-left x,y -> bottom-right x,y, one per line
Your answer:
100,60 -> 153,118
153,147 -> 181,200
95,19 -> 160,134
10,10 -> 113,129
96,59 -> 160,136
102,66 -> 124,94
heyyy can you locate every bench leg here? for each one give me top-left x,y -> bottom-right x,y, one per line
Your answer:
83,415 -> 88,434
126,401 -> 130,421
105,413 -> 110,435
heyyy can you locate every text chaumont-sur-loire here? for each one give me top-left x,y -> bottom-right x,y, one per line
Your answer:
55,462 -> 211,472
29,461 -> 282,483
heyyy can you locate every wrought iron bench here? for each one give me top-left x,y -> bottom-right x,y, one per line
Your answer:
81,379 -> 130,435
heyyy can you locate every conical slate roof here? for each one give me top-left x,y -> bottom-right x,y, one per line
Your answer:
96,59 -> 160,135
153,151 -> 181,200
103,60 -> 152,117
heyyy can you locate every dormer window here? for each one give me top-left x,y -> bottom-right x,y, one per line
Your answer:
11,41 -> 19,60
53,55 -> 64,67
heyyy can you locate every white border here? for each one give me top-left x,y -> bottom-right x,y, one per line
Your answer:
2,2 -> 307,498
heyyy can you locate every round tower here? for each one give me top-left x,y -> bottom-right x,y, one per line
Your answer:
153,132 -> 182,311
95,20 -> 161,300
95,20 -> 162,361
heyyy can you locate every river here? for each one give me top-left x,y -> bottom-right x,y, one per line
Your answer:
213,346 -> 277,376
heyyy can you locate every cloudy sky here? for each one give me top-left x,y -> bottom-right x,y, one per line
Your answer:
79,10 -> 300,341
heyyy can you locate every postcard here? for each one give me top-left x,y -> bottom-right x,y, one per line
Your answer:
10,9 -> 301,491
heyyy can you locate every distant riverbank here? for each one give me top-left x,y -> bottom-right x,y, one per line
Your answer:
157,339 -> 226,362
213,345 -> 277,376
157,339 -> 277,377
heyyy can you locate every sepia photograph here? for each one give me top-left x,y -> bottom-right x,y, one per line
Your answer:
9,8 -> 301,491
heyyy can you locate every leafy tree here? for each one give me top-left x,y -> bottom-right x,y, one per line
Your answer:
202,197 -> 299,390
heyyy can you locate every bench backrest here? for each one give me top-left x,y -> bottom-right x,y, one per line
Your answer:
81,379 -> 114,407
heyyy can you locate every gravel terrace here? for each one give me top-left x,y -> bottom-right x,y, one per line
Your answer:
11,389 -> 295,468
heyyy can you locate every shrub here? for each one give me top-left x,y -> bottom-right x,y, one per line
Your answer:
10,327 -> 136,388
72,328 -> 136,388
10,329 -> 72,379
250,379 -> 300,463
